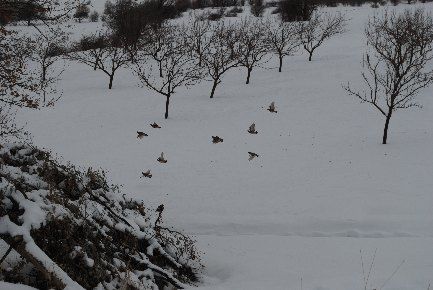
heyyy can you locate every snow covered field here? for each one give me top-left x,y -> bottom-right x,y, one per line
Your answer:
15,3 -> 433,289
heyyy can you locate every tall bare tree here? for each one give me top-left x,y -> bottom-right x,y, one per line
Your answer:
297,10 -> 346,61
203,21 -> 240,98
237,17 -> 270,84
1,29 -> 38,109
134,25 -> 203,119
0,27 -> 58,138
185,16 -> 212,67
144,24 -> 175,77
32,26 -> 68,102
344,9 -> 433,144
266,18 -> 300,72
73,33 -> 106,71
0,0 -> 82,139
70,33 -> 131,89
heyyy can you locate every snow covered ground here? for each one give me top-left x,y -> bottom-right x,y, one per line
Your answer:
13,3 -> 433,289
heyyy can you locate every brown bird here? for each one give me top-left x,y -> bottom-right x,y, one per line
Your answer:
248,123 -> 258,134
137,131 -> 148,139
267,102 -> 277,113
142,170 -> 152,178
212,136 -> 224,144
157,152 -> 167,163
150,122 -> 161,128
248,151 -> 259,161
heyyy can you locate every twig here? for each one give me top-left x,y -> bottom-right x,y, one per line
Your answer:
361,248 -> 377,290
0,244 -> 13,264
379,259 -> 405,289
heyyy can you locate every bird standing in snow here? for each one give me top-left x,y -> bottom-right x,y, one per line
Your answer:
137,131 -> 148,139
248,123 -> 258,134
248,152 -> 259,161
150,122 -> 161,128
267,102 -> 277,113
142,170 -> 152,178
157,152 -> 167,163
212,136 -> 224,143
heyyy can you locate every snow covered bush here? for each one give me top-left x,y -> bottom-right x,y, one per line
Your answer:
89,11 -> 99,22
74,4 -> 90,23
0,143 -> 201,289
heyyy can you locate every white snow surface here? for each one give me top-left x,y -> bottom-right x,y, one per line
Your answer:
11,3 -> 433,290
0,282 -> 38,290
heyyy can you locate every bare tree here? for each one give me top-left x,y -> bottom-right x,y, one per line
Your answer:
32,26 -> 68,103
344,9 -> 433,144
185,16 -> 212,67
203,21 -> 240,98
266,18 -> 300,72
72,33 -> 106,71
0,27 -> 59,138
0,0 -> 80,139
297,10 -> 346,61
69,33 -> 131,89
236,17 -> 270,84
134,25 -> 203,119
1,29 -> 38,109
143,24 -> 175,77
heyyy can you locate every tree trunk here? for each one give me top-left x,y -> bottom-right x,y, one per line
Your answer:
246,68 -> 252,84
93,58 -> 98,71
210,79 -> 220,99
42,66 -> 47,83
165,94 -> 170,119
159,61 -> 163,78
308,52 -> 313,61
278,56 -> 283,72
382,109 -> 392,144
108,74 -> 114,89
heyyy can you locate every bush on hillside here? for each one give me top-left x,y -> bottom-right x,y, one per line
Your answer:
278,0 -> 316,21
0,143 -> 201,289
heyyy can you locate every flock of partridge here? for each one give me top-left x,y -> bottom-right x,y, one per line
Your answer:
139,102 -> 277,179
213,101 -> 277,161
